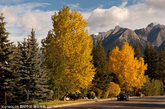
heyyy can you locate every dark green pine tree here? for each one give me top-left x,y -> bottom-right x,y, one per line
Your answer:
92,40 -> 111,97
0,13 -> 13,104
11,29 -> 52,104
19,39 -> 32,103
27,29 -> 52,103
11,43 -> 25,104
144,45 -> 159,79
144,44 -> 150,64
134,43 -> 142,59
159,47 -> 165,85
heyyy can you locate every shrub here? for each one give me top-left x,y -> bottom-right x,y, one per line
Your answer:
109,82 -> 120,97
102,90 -> 109,98
87,91 -> 96,99
143,76 -> 164,96
80,88 -> 88,98
95,88 -> 103,99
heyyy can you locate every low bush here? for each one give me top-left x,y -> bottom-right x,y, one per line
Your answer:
102,90 -> 109,98
109,82 -> 120,97
87,91 -> 96,99
142,76 -> 164,96
95,88 -> 103,99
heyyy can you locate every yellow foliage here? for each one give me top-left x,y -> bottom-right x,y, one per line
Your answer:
48,7 -> 95,93
108,42 -> 147,91
109,82 -> 120,96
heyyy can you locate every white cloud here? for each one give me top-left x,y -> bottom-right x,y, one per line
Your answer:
81,12 -> 91,20
21,10 -> 53,32
87,2 -> 129,33
146,0 -> 165,9
1,6 -> 19,24
87,0 -> 165,33
0,3 -> 53,45
21,10 -> 54,44
120,1 -> 128,8
67,3 -> 80,10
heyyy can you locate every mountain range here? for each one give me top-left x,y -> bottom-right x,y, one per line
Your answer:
92,23 -> 165,53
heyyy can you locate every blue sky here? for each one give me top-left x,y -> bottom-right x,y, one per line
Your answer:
1,0 -> 139,11
0,0 -> 165,44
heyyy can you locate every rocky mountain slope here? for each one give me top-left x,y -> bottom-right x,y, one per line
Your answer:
92,23 -> 165,53
135,23 -> 165,47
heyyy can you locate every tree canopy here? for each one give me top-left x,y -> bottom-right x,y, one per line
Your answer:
108,42 -> 147,91
42,7 -> 95,94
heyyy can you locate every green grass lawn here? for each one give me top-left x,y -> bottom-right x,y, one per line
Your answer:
39,99 -> 96,105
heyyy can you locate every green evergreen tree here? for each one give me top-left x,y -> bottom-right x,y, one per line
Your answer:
11,43 -> 24,104
92,40 -> 111,98
27,29 -> 52,103
0,13 -> 13,104
107,49 -> 112,59
159,47 -> 165,86
11,29 -> 52,104
144,45 -> 159,79
134,43 -> 141,59
12,39 -> 38,104
19,39 -> 32,103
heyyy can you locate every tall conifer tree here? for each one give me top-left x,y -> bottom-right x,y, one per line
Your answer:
92,40 -> 111,96
19,39 -> 31,103
27,29 -> 52,103
11,29 -> 52,104
0,13 -> 13,104
11,43 -> 24,104
159,47 -> 165,85
134,43 -> 141,59
144,45 -> 159,79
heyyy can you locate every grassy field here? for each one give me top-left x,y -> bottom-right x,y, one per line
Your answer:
39,99 -> 96,105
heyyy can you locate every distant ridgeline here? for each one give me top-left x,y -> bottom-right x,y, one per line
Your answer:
92,23 -> 165,53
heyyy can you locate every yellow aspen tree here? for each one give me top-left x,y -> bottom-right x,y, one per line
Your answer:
108,42 -> 147,91
44,7 -> 95,93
